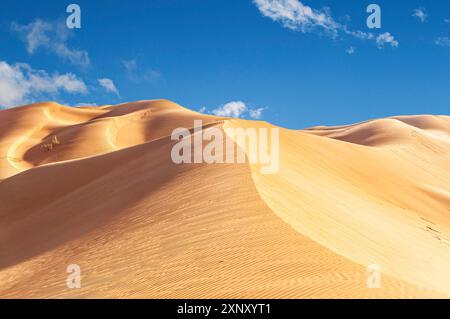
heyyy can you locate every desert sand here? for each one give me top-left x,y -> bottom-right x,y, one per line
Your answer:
0,100 -> 449,298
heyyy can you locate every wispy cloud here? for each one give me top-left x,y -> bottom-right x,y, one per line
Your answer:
253,0 -> 398,49
346,46 -> 356,55
98,78 -> 119,96
122,58 -> 160,83
435,37 -> 450,47
209,101 -> 266,119
343,29 -> 374,40
12,19 -> 90,67
0,60 -> 87,108
249,107 -> 265,119
376,32 -> 399,48
253,0 -> 339,37
412,8 -> 427,22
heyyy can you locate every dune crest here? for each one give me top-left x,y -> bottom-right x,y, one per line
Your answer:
0,101 -> 449,298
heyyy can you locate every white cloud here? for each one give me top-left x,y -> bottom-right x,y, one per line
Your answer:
122,58 -> 160,82
210,101 -> 265,119
253,0 -> 398,49
412,8 -> 427,22
0,60 -> 87,108
376,32 -> 399,48
212,101 -> 248,118
249,107 -> 265,119
53,74 -> 88,93
346,46 -> 356,55
435,37 -> 450,47
343,29 -> 374,40
12,19 -> 90,67
98,78 -> 119,95
253,0 -> 339,36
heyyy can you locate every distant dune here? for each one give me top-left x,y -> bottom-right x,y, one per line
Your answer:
0,100 -> 449,298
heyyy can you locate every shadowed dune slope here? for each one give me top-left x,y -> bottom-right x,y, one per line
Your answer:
0,101 -> 449,298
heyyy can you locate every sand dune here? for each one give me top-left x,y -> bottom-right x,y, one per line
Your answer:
0,100 -> 449,298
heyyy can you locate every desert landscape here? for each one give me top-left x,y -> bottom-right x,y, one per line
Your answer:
0,100 -> 449,298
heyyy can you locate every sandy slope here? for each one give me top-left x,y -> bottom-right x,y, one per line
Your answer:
0,100 -> 449,298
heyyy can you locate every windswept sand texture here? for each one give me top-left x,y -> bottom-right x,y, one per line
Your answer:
0,100 -> 449,298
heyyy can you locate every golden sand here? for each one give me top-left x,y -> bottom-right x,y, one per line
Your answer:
0,100 -> 449,298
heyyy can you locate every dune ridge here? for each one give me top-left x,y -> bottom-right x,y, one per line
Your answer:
0,100 -> 449,298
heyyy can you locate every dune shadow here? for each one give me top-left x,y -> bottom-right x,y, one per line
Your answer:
0,136 -> 186,270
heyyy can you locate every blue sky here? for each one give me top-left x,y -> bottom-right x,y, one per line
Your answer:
0,0 -> 449,128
